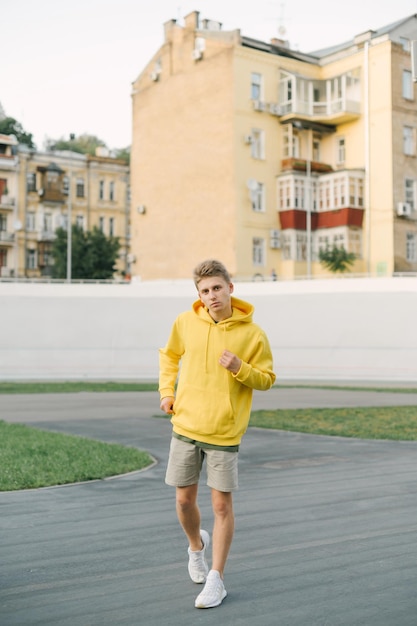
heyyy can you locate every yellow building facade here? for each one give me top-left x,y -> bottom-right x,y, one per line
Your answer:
0,142 -> 130,278
130,11 -> 417,280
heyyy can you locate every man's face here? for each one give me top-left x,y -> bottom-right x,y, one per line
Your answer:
197,276 -> 234,321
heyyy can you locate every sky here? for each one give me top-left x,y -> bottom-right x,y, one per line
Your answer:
2,0 -> 417,151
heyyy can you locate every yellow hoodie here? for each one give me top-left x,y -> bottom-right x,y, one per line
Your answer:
159,296 -> 276,447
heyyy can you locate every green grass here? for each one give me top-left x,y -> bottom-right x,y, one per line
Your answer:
0,381 -> 159,394
0,420 -> 153,491
2,382 -> 417,491
250,405 -> 417,440
277,383 -> 417,394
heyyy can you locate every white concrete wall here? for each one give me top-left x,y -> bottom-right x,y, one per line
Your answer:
1,277 -> 417,382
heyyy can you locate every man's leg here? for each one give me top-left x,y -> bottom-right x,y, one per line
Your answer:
211,489 -> 234,578
176,484 -> 204,551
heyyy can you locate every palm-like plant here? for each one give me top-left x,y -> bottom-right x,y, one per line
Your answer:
318,245 -> 356,273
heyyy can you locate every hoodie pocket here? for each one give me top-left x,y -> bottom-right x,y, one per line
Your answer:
174,383 -> 235,437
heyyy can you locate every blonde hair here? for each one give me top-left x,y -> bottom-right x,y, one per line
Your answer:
193,259 -> 231,287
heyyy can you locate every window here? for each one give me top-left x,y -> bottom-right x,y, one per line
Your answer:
76,178 -> 85,198
39,244 -> 53,267
336,137 -> 345,164
403,126 -> 416,156
46,171 -> 58,189
26,172 -> 36,192
403,70 -> 413,100
43,212 -> 53,232
252,237 -> 265,266
406,232 -> 417,262
0,215 -> 6,231
99,217 -> 105,232
250,129 -> 264,159
294,178 -> 305,209
296,233 -> 307,261
349,230 -> 362,258
282,125 -> 300,158
109,181 -> 115,201
251,73 -> 262,100
109,217 -> 115,236
26,212 -> 36,231
251,182 -> 265,212
27,248 -> 37,270
99,180 -> 105,200
291,130 -> 300,158
76,215 -> 84,229
405,178 -> 416,211
0,248 -> 7,267
312,136 -> 321,162
62,176 -> 70,195
333,232 -> 346,248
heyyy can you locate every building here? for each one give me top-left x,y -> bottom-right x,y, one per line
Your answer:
0,140 -> 130,278
130,11 -> 417,280
0,134 -> 19,276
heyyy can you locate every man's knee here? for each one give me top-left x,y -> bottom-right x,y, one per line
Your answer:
211,490 -> 233,517
176,485 -> 198,511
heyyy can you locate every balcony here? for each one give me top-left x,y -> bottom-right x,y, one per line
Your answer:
281,158 -> 333,174
280,101 -> 361,126
279,207 -> 364,231
38,188 -> 65,203
0,231 -> 15,245
0,195 -> 15,210
279,70 -> 361,126
37,230 -> 56,242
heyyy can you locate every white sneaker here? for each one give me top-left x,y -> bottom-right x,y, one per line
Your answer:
195,570 -> 227,609
188,529 -> 210,583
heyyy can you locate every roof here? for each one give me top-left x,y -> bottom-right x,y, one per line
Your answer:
309,14 -> 417,58
241,35 -> 317,64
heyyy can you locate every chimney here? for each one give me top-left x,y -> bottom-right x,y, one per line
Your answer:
271,37 -> 289,48
184,11 -> 200,30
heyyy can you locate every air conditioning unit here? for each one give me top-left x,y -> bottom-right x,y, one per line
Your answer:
192,49 -> 203,61
244,134 -> 253,144
126,253 -> 136,264
38,188 -> 44,197
270,229 -> 281,249
269,103 -> 282,116
137,205 -> 146,215
150,71 -> 160,82
397,202 -> 412,217
253,100 -> 266,112
0,267 -> 11,277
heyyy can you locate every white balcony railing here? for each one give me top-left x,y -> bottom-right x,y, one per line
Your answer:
0,231 -> 15,243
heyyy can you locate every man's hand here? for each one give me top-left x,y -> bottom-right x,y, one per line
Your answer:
160,396 -> 175,414
219,350 -> 242,374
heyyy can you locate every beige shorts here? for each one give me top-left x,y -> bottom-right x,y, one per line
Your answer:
165,437 -> 239,492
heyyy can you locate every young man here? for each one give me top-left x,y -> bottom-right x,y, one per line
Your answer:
159,259 -> 275,609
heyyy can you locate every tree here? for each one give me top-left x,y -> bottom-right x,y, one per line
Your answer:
113,146 -> 130,165
45,133 -> 107,156
51,225 -> 120,280
318,245 -> 356,273
0,116 -> 35,148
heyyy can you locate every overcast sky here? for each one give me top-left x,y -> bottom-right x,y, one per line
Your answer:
2,0 -> 417,150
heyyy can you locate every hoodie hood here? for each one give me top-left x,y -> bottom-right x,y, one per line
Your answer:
192,296 -> 254,325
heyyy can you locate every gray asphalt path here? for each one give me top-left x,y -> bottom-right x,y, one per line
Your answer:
1,388 -> 417,625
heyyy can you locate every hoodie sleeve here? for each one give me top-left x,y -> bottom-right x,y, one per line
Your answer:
233,330 -> 276,391
158,316 -> 185,399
